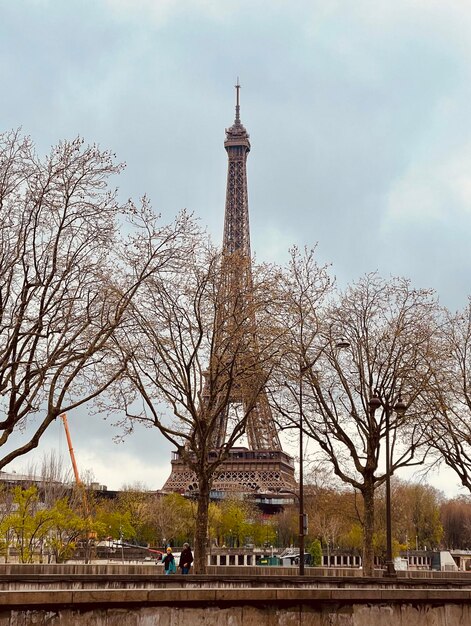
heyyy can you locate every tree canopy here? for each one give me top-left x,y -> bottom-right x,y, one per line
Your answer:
0,129 -> 197,467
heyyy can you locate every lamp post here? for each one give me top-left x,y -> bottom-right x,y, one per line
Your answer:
281,374 -> 306,576
298,361 -> 306,576
368,391 -> 406,577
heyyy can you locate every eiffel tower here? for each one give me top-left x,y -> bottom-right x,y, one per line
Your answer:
162,84 -> 296,500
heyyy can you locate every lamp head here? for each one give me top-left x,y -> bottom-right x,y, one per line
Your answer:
368,394 -> 381,412
394,397 -> 406,417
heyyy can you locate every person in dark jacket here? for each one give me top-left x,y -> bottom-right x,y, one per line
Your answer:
162,547 -> 176,575
178,542 -> 194,574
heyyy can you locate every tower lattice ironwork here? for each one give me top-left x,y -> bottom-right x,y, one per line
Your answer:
213,81 -> 282,452
162,84 -> 296,498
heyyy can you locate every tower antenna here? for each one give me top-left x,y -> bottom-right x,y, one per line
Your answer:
235,77 -> 241,123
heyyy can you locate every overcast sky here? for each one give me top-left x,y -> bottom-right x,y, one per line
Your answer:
2,0 -> 470,494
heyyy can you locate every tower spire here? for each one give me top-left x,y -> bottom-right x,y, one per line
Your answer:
225,80 -> 250,151
235,77 -> 241,124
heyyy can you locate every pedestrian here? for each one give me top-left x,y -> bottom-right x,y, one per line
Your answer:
162,547 -> 176,575
178,542 -> 194,574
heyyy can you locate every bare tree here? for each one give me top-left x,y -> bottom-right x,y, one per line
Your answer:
22,451 -> 74,508
276,261 -> 442,575
114,244 -> 284,572
0,129 -> 196,468
441,496 -> 471,550
424,298 -> 471,492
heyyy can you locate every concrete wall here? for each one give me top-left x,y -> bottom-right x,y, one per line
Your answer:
0,566 -> 470,625
0,606 -> 469,625
0,588 -> 471,625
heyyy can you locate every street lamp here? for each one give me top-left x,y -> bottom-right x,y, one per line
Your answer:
368,391 -> 406,577
298,361 -> 307,576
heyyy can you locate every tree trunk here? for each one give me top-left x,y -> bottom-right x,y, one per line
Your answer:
362,479 -> 375,577
194,475 -> 210,574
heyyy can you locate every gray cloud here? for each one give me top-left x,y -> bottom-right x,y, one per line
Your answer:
1,0 -> 469,492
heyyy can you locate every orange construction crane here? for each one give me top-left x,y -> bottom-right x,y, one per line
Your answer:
60,413 -> 89,514
60,414 -> 97,555
60,413 -> 81,485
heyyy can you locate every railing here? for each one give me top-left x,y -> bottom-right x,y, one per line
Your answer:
171,448 -> 295,468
